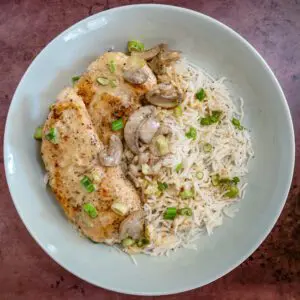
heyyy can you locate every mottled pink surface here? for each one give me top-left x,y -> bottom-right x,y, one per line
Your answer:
0,0 -> 300,299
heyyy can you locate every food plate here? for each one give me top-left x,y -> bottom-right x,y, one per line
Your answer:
4,4 -> 294,295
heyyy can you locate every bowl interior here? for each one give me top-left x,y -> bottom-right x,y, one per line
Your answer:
4,5 -> 294,295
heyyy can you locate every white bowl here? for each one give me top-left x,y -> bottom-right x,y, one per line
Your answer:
4,4 -> 295,295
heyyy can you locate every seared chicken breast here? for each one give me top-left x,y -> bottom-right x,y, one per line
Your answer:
41,87 -> 141,243
75,52 -> 157,144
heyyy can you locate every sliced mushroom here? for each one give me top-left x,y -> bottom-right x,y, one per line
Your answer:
99,135 -> 123,167
124,106 -> 155,154
123,67 -> 149,84
146,83 -> 183,108
131,44 -> 163,61
119,210 -> 144,240
139,117 -> 160,144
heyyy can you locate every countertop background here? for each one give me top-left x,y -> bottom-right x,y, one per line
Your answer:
0,0 -> 299,299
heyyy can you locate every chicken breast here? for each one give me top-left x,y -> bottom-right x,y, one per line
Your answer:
75,52 -> 157,144
41,87 -> 141,243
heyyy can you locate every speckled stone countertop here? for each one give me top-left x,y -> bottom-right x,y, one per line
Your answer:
0,0 -> 299,299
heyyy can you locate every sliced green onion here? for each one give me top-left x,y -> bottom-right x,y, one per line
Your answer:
211,174 -> 220,186
203,143 -> 212,153
156,135 -> 169,155
128,40 -> 145,52
232,176 -> 240,184
111,118 -> 124,131
178,207 -> 193,216
45,127 -> 58,144
195,88 -> 206,101
200,111 -> 222,126
122,238 -> 135,247
83,203 -> 98,218
158,181 -> 168,191
196,171 -> 204,180
111,202 -> 129,216
163,207 -> 177,220
72,76 -> 80,85
96,77 -> 110,86
80,175 -> 95,193
231,118 -> 244,130
200,117 -> 211,126
108,60 -> 116,73
175,163 -> 183,173
224,186 -> 239,198
110,79 -> 117,87
179,190 -> 194,199
34,126 -> 43,140
174,105 -> 183,117
137,238 -> 150,247
185,127 -> 197,140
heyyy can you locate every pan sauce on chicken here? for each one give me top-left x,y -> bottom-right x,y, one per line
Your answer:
35,41 -> 182,249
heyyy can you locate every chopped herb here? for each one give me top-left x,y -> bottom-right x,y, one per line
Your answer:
137,238 -> 150,247
34,126 -> 43,140
174,105 -> 183,117
211,174 -> 220,186
72,76 -> 80,85
232,176 -> 240,184
83,202 -> 98,218
111,118 -> 124,131
80,176 -> 95,193
45,127 -> 58,144
108,60 -> 116,73
96,77 -> 110,86
122,238 -> 135,247
163,207 -> 177,220
231,118 -> 244,130
175,163 -> 183,173
200,111 -> 222,126
179,189 -> 194,199
195,88 -> 206,101
196,171 -> 204,180
185,127 -> 197,140
178,207 -> 193,216
158,181 -> 168,191
224,186 -> 239,198
127,40 -> 145,52
203,143 -> 212,153
110,79 -> 117,87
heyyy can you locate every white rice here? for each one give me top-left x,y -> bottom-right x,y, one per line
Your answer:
125,59 -> 254,256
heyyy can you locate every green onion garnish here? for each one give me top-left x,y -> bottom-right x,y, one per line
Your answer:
163,207 -> 177,220
231,118 -> 244,130
211,174 -> 220,186
158,181 -> 168,191
179,190 -> 194,199
111,118 -> 124,131
45,128 -> 58,144
34,126 -> 43,140
200,111 -> 222,126
175,163 -> 183,173
174,105 -> 183,117
72,76 -> 80,85
127,40 -> 145,52
224,186 -> 239,198
96,77 -> 110,86
83,202 -> 98,218
178,207 -> 193,216
195,88 -> 206,101
108,60 -> 116,73
137,238 -> 150,247
80,176 -> 95,193
196,171 -> 204,180
203,143 -> 212,153
185,127 -> 197,140
122,238 -> 135,247
110,79 -> 117,88
232,176 -> 240,184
